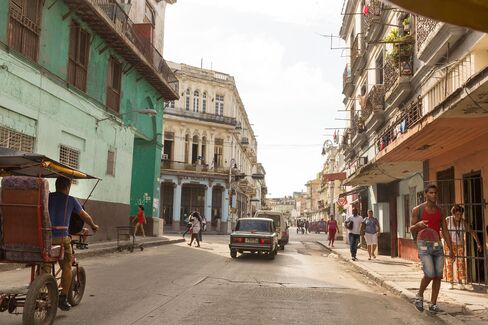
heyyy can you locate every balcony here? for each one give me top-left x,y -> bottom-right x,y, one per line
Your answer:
241,137 -> 249,145
350,34 -> 366,75
364,84 -> 386,131
384,44 -> 414,109
364,0 -> 385,43
343,64 -> 353,97
376,97 -> 423,154
416,17 -> 466,66
65,0 -> 179,100
164,107 -> 237,126
161,160 -> 230,176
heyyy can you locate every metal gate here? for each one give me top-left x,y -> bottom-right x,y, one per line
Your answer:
434,172 -> 486,287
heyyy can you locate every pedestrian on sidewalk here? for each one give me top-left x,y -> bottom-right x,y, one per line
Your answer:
134,205 -> 146,237
199,215 -> 207,242
410,184 -> 454,315
360,209 -> 380,260
444,204 -> 482,290
182,214 -> 192,238
188,211 -> 201,247
305,220 -> 310,234
345,208 -> 363,261
327,215 -> 338,247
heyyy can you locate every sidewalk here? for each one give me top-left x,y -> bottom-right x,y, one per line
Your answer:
317,240 -> 488,322
0,235 -> 184,272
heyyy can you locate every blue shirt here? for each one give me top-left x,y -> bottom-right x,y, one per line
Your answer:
49,192 -> 82,238
363,217 -> 378,234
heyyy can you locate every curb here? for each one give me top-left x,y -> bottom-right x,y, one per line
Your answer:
315,241 -> 467,324
0,238 -> 185,273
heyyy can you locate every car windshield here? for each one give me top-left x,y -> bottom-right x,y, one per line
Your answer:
236,220 -> 272,233
256,214 -> 280,227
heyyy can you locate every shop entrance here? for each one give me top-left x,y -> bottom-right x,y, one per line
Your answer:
180,184 -> 205,226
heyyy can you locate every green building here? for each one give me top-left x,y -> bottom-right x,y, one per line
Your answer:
0,0 -> 178,239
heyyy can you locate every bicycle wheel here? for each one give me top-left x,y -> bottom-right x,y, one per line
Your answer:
68,267 -> 86,306
23,273 -> 58,325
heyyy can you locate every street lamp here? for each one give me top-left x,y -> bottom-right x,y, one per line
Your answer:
321,139 -> 334,156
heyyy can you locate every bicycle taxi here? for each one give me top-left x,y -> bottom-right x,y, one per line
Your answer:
0,148 -> 100,324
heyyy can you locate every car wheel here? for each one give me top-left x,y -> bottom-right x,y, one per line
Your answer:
230,249 -> 237,259
280,245 -> 285,251
269,251 -> 276,260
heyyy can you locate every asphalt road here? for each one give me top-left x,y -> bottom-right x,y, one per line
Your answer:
0,230 -> 444,325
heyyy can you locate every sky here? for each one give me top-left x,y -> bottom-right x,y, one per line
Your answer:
164,0 -> 347,197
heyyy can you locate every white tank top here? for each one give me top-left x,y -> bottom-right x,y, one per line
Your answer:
446,216 -> 465,245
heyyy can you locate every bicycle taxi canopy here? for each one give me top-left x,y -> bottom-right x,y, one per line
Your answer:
0,148 -> 100,265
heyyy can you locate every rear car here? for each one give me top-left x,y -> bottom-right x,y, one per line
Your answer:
229,218 -> 278,259
254,211 -> 288,250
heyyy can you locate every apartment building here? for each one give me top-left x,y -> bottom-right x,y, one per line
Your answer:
161,62 -> 264,233
339,0 -> 488,285
0,0 -> 178,239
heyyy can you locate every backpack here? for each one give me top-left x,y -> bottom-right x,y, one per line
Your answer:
345,219 -> 353,230
69,212 -> 85,235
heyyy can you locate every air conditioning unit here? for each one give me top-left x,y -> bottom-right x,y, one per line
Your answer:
358,156 -> 368,166
162,154 -> 169,160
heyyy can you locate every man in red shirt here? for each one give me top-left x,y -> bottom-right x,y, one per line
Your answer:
410,184 -> 454,314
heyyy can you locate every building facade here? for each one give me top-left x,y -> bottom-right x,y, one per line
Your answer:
161,62 -> 264,233
0,0 -> 178,240
339,0 -> 488,285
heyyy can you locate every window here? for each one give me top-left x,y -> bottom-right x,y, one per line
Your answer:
193,90 -> 199,112
214,138 -> 223,168
0,126 -> 34,152
202,92 -> 207,113
185,89 -> 190,111
184,134 -> 190,163
163,132 -> 174,160
201,136 -> 206,163
192,135 -> 199,163
215,95 -> 224,116
68,21 -> 90,91
8,0 -> 42,61
169,100 -> 175,109
106,150 -> 116,176
106,56 -> 122,112
59,145 -> 80,169
376,52 -> 384,84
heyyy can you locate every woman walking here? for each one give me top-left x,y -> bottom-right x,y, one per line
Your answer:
444,204 -> 482,289
327,215 -> 338,247
188,211 -> 201,247
134,205 -> 146,237
361,209 -> 380,260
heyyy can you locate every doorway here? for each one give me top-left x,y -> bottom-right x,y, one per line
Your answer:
463,172 -> 486,286
181,184 -> 205,226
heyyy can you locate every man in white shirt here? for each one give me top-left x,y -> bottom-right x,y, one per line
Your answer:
345,208 -> 363,261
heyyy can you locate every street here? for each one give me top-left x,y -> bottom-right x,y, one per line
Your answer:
0,231 -> 444,325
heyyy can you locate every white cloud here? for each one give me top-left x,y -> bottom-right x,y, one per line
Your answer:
164,0 -> 345,196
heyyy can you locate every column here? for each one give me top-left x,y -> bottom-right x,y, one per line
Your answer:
221,188 -> 230,234
204,185 -> 212,223
172,183 -> 182,231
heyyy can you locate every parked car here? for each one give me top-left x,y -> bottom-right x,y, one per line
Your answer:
229,218 -> 278,259
315,220 -> 327,234
253,210 -> 288,249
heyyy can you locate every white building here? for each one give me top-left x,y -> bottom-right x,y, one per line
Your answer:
161,62 -> 264,233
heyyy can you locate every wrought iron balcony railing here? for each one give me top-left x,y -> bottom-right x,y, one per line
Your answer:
343,64 -> 352,91
416,16 -> 439,51
362,84 -> 385,119
85,0 -> 179,95
164,107 -> 237,126
376,97 -> 422,153
161,159 -> 230,175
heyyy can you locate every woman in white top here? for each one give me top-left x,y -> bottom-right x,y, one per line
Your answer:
444,204 -> 481,289
188,211 -> 202,247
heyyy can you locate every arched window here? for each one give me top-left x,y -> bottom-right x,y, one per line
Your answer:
202,92 -> 207,113
192,135 -> 199,163
185,89 -> 190,111
193,90 -> 199,112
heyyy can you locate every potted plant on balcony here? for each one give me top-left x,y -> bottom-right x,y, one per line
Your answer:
402,16 -> 412,34
383,27 -> 414,66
